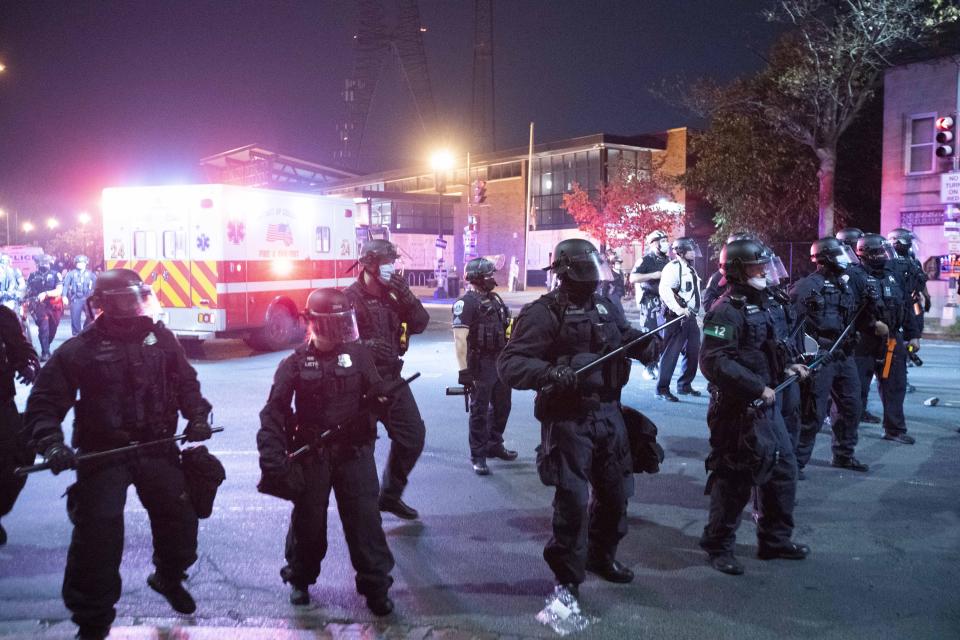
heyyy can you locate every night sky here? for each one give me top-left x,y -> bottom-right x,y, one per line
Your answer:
0,0 -> 780,219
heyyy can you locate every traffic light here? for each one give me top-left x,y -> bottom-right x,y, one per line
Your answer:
473,179 -> 487,204
936,115 -> 955,158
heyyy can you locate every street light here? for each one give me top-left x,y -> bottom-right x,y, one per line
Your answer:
0,209 -> 7,246
46,217 -> 59,230
22,221 -> 34,234
429,148 -> 455,298
78,211 -> 91,225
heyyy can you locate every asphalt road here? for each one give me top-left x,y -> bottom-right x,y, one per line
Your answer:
1,312 -> 959,639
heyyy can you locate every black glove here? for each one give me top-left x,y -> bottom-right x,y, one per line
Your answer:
544,365 -> 577,391
570,353 -> 603,391
366,379 -> 397,409
44,442 -> 76,475
457,368 -> 475,390
16,358 -> 40,385
185,416 -> 213,442
362,339 -> 394,361
388,273 -> 419,307
923,294 -> 931,313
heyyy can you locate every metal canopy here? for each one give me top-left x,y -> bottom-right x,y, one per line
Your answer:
200,145 -> 358,190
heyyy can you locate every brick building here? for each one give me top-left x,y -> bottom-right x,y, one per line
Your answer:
881,54 -> 960,322
322,129 -> 708,291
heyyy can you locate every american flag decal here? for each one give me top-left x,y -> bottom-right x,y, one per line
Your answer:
266,223 -> 294,246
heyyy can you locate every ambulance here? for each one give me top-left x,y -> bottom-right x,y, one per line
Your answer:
101,184 -> 361,350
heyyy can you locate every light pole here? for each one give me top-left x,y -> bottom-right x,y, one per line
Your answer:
78,211 -> 91,257
429,149 -> 454,299
0,209 -> 8,246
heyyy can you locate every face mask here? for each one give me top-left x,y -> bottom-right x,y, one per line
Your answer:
378,263 -> 395,283
77,263 -> 87,272
657,240 -> 670,254
747,275 -> 767,290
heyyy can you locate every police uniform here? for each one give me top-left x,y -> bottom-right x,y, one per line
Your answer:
63,266 -> 97,336
789,270 -> 863,467
657,254 -> 702,397
257,341 -> 394,604
766,286 -> 802,449
452,289 -> 512,460
497,289 -> 644,587
699,285 -> 799,560
701,270 -> 726,314
632,252 -> 668,331
26,267 -> 63,358
24,315 -> 211,632
344,280 -> 429,505
855,264 -> 920,438
0,306 -> 39,543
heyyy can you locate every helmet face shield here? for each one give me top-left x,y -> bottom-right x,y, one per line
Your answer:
308,309 -> 360,344
563,252 -> 613,282
93,284 -> 157,318
672,241 -> 701,260
764,256 -> 789,286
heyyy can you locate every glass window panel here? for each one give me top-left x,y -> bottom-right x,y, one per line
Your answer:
316,226 -> 331,253
910,146 -> 933,173
911,117 -> 934,144
162,231 -> 176,259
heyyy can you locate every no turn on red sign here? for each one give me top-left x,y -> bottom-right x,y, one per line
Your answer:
942,172 -> 960,203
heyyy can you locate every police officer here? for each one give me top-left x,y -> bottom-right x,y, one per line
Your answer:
887,228 -> 928,394
0,254 -> 24,314
602,250 -> 627,314
25,255 -> 64,360
699,238 -> 810,575
452,257 -> 516,476
0,304 -> 39,545
24,269 -> 214,640
855,234 -> 921,444
703,233 -> 757,313
344,239 -> 429,520
62,255 -> 97,336
790,238 -> 870,473
498,238 -> 652,600
656,237 -> 702,401
630,230 -> 670,379
257,288 -> 395,615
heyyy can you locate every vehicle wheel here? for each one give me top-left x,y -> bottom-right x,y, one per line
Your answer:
247,307 -> 297,351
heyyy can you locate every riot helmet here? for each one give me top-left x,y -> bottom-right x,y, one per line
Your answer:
719,238 -> 770,286
75,254 -> 89,271
726,231 -> 756,243
856,233 -> 894,269
358,239 -> 401,283
671,237 -> 700,261
304,288 -> 360,345
835,227 -> 863,249
464,257 -> 497,291
88,268 -> 156,318
549,238 -> 613,283
35,254 -> 53,273
810,237 -> 856,272
886,228 -> 918,257
646,230 -> 669,255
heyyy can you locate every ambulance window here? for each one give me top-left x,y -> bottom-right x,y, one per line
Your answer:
133,231 -> 157,258
162,231 -> 177,258
316,226 -> 331,253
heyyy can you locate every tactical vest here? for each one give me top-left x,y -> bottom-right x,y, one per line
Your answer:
541,293 -> 629,398
73,326 -> 180,449
724,294 -> 782,388
867,267 -> 906,330
67,269 -> 95,299
291,349 -> 371,448
466,291 -> 510,358
27,271 -> 58,298
766,288 -> 799,363
803,273 -> 854,339
347,283 -> 403,368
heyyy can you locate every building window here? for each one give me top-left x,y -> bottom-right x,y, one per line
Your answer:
393,201 -> 454,234
315,226 -> 331,253
907,114 -> 936,174
133,230 -> 157,259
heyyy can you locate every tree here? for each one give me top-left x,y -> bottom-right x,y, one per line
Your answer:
683,109 -> 820,247
752,0 -> 958,235
43,225 -> 103,268
561,162 -> 681,250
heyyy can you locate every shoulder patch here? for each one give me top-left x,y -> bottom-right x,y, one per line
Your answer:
453,300 -> 465,315
596,302 -> 608,315
703,321 -> 734,341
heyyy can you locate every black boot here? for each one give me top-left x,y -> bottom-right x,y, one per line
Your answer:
289,585 -> 310,605
366,594 -> 394,616
378,494 -> 419,520
585,559 -> 634,583
757,542 -> 810,560
489,445 -> 518,461
75,624 -> 110,640
0,521 -> 6,546
471,457 -> 490,476
708,554 -> 744,575
147,572 -> 197,614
